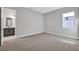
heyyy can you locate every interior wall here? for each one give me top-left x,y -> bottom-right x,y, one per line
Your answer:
8,7 -> 44,37
2,8 -> 16,28
45,7 -> 79,39
1,8 -> 16,41
4,7 -> 79,39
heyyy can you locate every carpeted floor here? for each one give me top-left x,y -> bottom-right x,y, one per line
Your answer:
0,33 -> 79,51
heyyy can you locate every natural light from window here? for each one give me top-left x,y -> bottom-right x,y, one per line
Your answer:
62,11 -> 75,29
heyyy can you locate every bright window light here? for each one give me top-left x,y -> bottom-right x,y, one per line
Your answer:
62,11 -> 75,29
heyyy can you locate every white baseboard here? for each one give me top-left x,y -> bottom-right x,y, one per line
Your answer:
46,32 -> 79,39
16,32 -> 44,39
1,32 -> 44,45
2,31 -> 78,41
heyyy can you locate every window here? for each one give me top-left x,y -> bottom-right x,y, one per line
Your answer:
62,11 -> 75,29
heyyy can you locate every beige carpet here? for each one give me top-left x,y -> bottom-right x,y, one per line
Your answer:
0,33 -> 79,51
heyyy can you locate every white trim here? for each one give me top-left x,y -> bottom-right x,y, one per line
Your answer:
16,31 -> 79,39
46,32 -> 79,39
16,32 -> 44,39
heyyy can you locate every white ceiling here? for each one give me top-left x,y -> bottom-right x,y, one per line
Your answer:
26,7 -> 62,14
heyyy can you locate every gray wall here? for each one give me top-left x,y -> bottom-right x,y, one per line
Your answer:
45,7 -> 79,39
6,7 -> 79,39
8,7 -> 44,37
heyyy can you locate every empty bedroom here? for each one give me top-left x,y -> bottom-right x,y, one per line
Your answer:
0,7 -> 79,51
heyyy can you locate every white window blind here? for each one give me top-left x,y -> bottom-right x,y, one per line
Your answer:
62,11 -> 75,29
